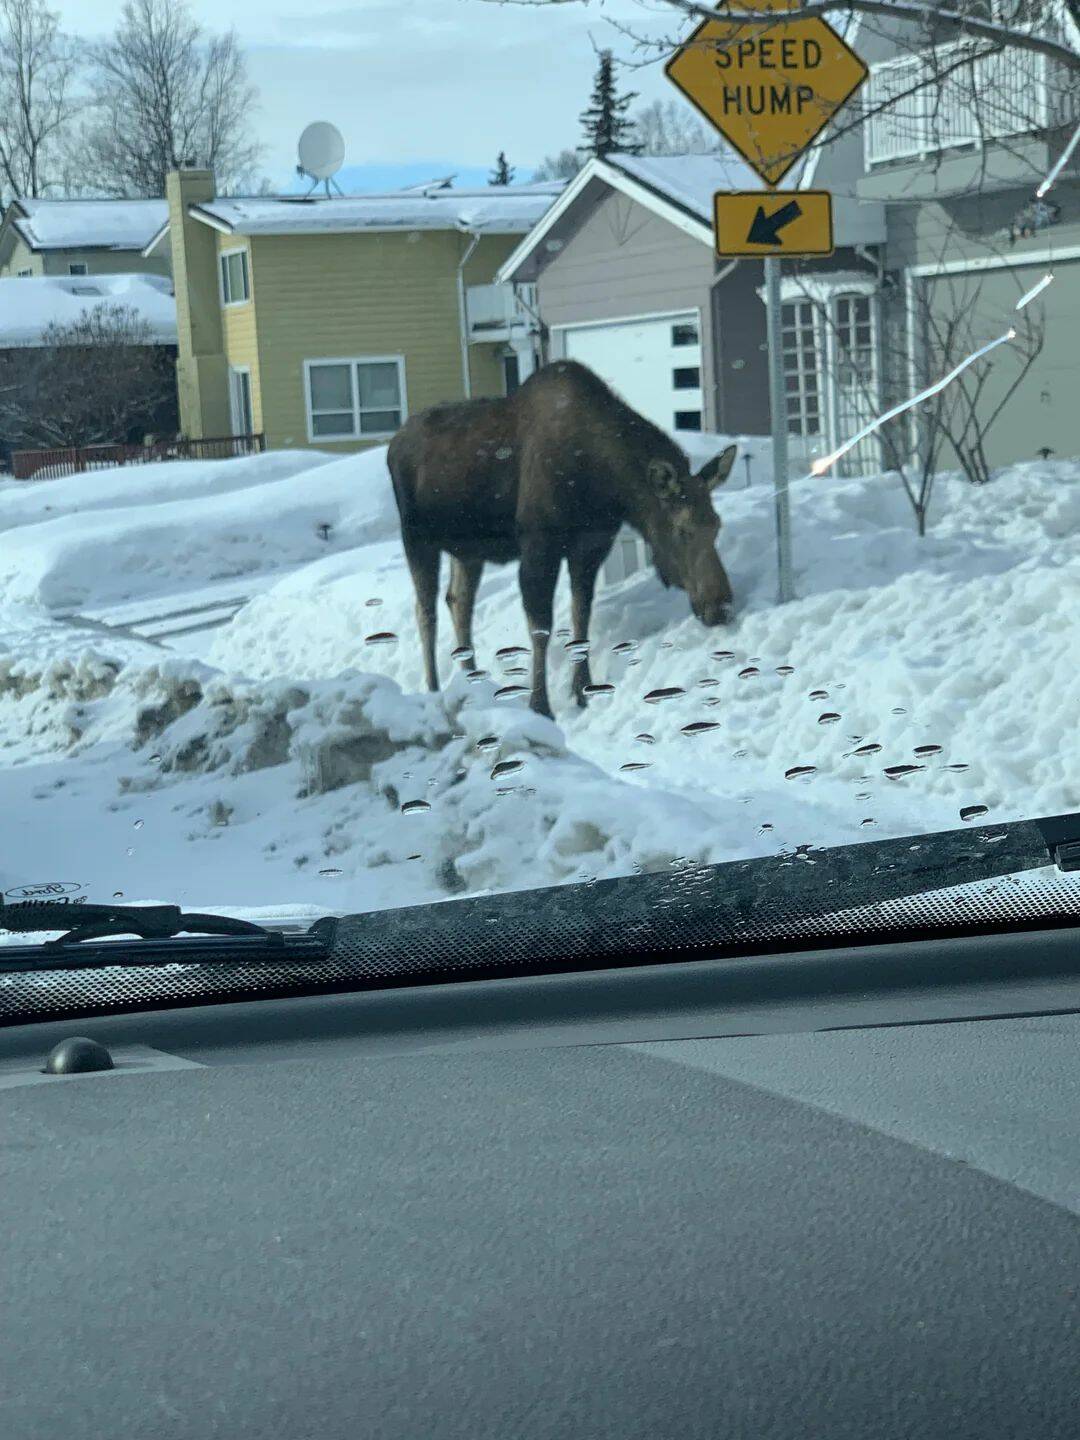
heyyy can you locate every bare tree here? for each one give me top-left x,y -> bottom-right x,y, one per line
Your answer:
79,0 -> 261,198
532,148 -> 583,180
0,304 -> 177,449
632,98 -> 716,154
0,0 -> 80,202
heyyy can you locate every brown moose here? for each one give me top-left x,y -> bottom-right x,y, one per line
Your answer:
387,360 -> 737,717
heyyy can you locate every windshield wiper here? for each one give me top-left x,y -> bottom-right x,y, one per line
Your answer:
0,900 -> 331,973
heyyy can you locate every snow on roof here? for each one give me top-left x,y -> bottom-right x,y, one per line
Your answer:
0,273 -> 176,347
9,198 -> 169,252
193,182 -> 566,237
606,152 -> 804,222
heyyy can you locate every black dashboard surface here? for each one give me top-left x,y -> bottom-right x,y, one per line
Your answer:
4,975 -> 1080,1440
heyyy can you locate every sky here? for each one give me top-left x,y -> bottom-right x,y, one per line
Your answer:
56,0 -> 686,190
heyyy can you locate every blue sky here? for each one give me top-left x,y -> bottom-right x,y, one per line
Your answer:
58,0 -> 684,191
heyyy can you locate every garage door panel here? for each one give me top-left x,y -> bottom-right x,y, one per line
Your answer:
562,312 -> 704,434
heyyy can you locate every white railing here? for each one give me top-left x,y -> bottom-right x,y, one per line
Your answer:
864,36 -> 1077,167
465,283 -> 536,338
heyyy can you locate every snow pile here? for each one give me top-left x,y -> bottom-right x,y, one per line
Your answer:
0,273 -> 177,347
0,446 -> 396,612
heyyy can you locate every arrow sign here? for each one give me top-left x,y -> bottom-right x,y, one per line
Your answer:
714,190 -> 834,259
748,200 -> 802,247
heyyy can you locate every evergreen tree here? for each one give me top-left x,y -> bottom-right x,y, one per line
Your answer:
489,150 -> 515,185
578,50 -> 642,159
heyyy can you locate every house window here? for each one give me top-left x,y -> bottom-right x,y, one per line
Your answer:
68,262 -> 88,276
674,411 -> 702,431
672,322 -> 699,347
230,367 -> 254,435
673,366 -> 701,390
17,268 -> 31,278
503,352 -> 521,397
305,358 -> 406,441
781,300 -> 824,440
220,249 -> 250,305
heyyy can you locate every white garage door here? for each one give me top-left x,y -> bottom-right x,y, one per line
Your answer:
561,312 -> 704,433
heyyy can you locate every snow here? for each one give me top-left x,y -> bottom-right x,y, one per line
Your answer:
608,153 -> 779,219
198,183 -> 565,237
1,439 -> 1078,935
0,273 -> 176,347
9,198 -> 168,252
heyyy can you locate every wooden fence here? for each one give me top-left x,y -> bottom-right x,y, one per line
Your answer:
9,433 -> 267,481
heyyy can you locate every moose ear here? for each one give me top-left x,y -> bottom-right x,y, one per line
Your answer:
696,444 -> 737,491
647,458 -> 683,502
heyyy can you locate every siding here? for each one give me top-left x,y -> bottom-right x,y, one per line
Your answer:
219,236 -> 262,432
249,229 -> 519,452
0,240 -> 170,280
1,236 -> 40,277
536,188 -> 718,427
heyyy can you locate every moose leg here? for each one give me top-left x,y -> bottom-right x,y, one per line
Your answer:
403,536 -> 442,691
445,557 -> 483,666
518,535 -> 562,720
567,533 -> 612,708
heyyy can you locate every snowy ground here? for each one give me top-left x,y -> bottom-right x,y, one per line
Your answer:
1,439 -> 1077,934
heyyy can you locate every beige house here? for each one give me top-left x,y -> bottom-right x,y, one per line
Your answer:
150,170 -> 562,450
0,198 -> 170,280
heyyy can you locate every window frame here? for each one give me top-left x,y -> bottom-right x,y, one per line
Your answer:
229,365 -> 254,436
67,261 -> 88,277
219,247 -> 251,307
303,356 -> 408,443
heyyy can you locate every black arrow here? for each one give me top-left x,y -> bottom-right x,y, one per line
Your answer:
747,200 -> 803,247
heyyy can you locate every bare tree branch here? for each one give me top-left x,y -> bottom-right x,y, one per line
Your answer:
0,0 -> 80,202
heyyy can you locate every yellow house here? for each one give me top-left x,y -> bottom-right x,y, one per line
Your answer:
149,169 -> 562,451
0,198 -> 170,280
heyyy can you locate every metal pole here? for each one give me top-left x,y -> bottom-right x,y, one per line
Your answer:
765,254 -> 794,604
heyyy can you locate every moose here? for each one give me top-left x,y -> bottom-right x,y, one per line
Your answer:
387,360 -> 738,718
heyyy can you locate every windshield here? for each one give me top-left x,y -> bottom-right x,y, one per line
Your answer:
0,0 -> 1077,940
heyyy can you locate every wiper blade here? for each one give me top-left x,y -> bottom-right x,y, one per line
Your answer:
0,900 -> 274,946
0,900 -> 332,974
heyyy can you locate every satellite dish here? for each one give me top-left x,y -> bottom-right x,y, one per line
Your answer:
297,122 -> 346,193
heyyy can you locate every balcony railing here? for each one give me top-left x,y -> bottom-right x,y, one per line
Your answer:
864,35 -> 1078,167
465,283 -> 537,340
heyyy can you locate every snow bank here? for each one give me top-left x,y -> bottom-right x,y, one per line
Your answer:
0,446 -> 397,612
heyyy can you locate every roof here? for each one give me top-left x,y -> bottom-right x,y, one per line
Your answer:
187,182 -> 566,239
605,153 -> 776,223
4,198 -> 169,253
0,273 -> 177,347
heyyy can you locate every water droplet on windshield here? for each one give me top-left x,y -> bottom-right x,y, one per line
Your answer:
980,829 -> 1008,844
942,763 -> 970,773
554,627 -> 570,639
785,765 -> 817,781
818,712 -> 841,725
611,641 -> 636,655
451,645 -> 474,662
644,687 -> 685,704
775,665 -> 795,677
466,669 -> 489,683
365,631 -> 397,647
148,753 -> 161,764
960,805 -> 989,822
860,818 -> 877,828
494,685 -> 530,701
682,721 -> 721,737
133,819 -> 144,830
758,823 -> 774,834
401,799 -> 431,815
620,761 -> 652,772
884,764 -> 926,780
583,683 -> 615,697
809,689 -> 828,701
914,744 -> 943,757
856,792 -> 872,801
476,735 -> 499,752
408,853 -> 422,861
891,707 -> 907,716
495,645 -> 529,661
491,759 -> 525,780
698,678 -> 719,689
319,867 -> 342,878
711,650 -> 736,663
738,666 -> 760,680
635,733 -> 656,745
365,598 -> 382,607
852,742 -> 882,756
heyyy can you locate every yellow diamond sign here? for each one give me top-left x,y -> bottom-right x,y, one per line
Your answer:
665,6 -> 868,186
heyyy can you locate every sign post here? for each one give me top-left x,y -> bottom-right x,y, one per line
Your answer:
665,0 -> 866,604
